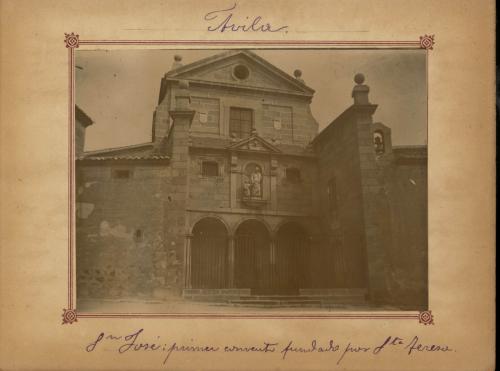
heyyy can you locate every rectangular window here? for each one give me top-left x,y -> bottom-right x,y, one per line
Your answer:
229,107 -> 253,138
202,161 -> 219,177
112,169 -> 131,179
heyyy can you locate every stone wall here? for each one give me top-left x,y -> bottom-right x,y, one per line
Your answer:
159,109 -> 195,297
75,162 -> 177,300
187,149 -> 317,216
315,110 -> 368,289
314,106 -> 428,308
190,96 -> 221,134
262,104 -> 294,143
382,151 -> 428,309
155,83 -> 318,146
275,156 -> 316,214
152,86 -> 171,147
189,151 -> 231,209
354,107 -> 390,302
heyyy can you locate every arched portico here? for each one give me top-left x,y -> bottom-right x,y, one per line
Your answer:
186,216 -> 313,294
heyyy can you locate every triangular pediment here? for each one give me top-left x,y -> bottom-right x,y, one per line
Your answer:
227,135 -> 282,153
166,51 -> 314,96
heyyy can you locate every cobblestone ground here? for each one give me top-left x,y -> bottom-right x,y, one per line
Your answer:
77,299 -> 403,313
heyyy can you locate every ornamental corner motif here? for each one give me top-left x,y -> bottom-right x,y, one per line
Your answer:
418,310 -> 434,325
419,34 -> 435,50
62,308 -> 78,324
64,33 -> 80,48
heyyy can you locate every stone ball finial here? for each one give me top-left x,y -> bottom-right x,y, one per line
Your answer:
354,73 -> 365,85
174,54 -> 183,62
294,69 -> 302,78
178,80 -> 189,89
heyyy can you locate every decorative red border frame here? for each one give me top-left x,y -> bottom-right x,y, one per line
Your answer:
62,33 -> 435,326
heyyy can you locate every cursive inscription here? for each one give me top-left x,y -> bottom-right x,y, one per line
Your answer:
280,340 -> 340,360
86,328 -> 219,365
336,342 -> 371,365
85,330 -> 453,367
204,3 -> 288,33
225,342 -> 278,353
405,335 -> 453,355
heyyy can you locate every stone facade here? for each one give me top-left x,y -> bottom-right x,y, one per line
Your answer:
76,51 -> 427,309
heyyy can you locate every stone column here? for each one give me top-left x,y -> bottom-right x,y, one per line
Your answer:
167,80 -> 195,295
270,234 -> 277,265
227,235 -> 235,288
229,152 -> 238,209
184,233 -> 193,289
269,233 -> 277,288
270,158 -> 278,211
352,73 -> 389,303
306,234 -> 320,289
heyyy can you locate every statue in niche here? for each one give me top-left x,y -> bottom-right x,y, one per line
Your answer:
251,166 -> 263,197
374,131 -> 385,154
242,164 -> 263,198
243,177 -> 252,197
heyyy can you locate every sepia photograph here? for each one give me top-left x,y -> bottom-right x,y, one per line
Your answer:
74,48 -> 428,314
0,1 -> 496,369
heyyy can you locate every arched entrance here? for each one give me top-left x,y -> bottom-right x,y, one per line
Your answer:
191,218 -> 228,288
275,222 -> 310,293
234,220 -> 271,291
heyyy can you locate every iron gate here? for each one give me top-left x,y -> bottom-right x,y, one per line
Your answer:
191,218 -> 228,288
234,220 -> 271,291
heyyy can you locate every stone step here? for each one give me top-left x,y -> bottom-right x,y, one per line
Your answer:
236,295 -> 365,301
184,288 -> 367,296
299,288 -> 368,296
230,299 -> 322,305
183,289 -> 368,307
321,297 -> 367,304
185,295 -> 365,302
228,302 -> 324,308
183,295 -> 243,302
228,300 -> 371,309
237,295 -> 313,301
183,288 -> 251,296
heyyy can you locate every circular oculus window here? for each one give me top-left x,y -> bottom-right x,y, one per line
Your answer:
233,64 -> 250,80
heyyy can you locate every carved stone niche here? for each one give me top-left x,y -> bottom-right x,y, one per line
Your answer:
241,162 -> 268,208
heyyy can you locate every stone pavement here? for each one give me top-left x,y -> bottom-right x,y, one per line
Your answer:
77,298 -> 404,314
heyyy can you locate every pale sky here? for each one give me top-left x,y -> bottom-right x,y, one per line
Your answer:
76,49 -> 427,151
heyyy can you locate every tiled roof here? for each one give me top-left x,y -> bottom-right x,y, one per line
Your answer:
78,135 -> 317,161
392,145 -> 427,164
77,154 -> 169,161
392,145 -> 427,157
77,142 -> 169,161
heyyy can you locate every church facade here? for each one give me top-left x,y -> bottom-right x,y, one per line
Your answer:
75,50 -> 428,309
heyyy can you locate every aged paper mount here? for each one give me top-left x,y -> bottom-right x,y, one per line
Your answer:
0,1 -> 495,370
